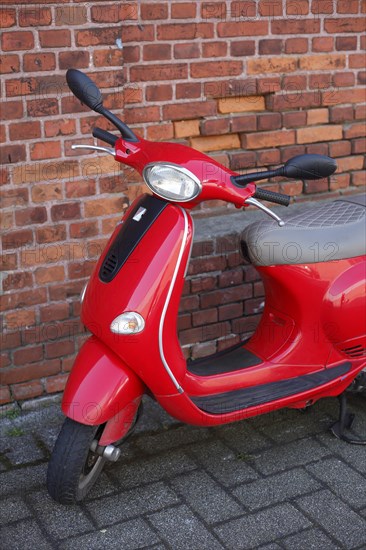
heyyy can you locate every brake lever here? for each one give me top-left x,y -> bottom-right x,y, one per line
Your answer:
244,197 -> 285,227
71,144 -> 115,156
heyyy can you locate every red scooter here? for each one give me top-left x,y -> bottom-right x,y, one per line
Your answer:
47,70 -> 366,504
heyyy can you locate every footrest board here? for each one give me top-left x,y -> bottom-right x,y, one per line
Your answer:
190,362 -> 351,414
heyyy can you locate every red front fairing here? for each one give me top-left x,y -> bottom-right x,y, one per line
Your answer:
81,196 -> 193,397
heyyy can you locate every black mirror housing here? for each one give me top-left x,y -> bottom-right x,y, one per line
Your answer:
283,154 -> 337,180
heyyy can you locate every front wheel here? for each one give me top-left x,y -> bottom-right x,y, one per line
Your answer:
47,418 -> 107,504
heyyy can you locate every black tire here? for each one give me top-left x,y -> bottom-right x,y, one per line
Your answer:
46,418 -> 106,504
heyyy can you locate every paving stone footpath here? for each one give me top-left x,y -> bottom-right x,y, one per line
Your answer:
0,393 -> 365,550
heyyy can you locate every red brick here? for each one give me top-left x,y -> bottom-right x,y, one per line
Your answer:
51,202 -> 81,222
123,45 -> 140,63
312,37 -> 334,52
192,308 -> 218,327
36,225 -> 66,244
23,52 -> 55,72
131,63 -> 188,82
201,118 -> 230,136
3,272 -> 33,292
1,288 -> 47,312
180,322 -> 230,345
13,346 -> 43,367
229,151 -> 256,171
176,82 -> 201,100
352,139 -> 366,154
0,144 -> 26,164
336,36 -> 357,51
141,2 -> 168,19
201,285 -> 252,308
280,179 -> 304,195
330,173 -> 350,190
70,221 -> 98,239
1,100 -> 23,120
11,381 -> 43,401
306,143 -> 329,156
259,0 -> 282,15
44,118 -> 76,138
336,155 -> 364,172
0,8 -> 16,28
30,141 -> 61,161
45,340 -> 75,359
2,31 -> 34,51
324,18 -> 366,33
93,49 -> 122,67
354,105 -> 366,120
190,276 -> 217,294
329,140 -> 352,157
258,39 -> 283,55
45,373 -> 69,394
203,41 -> 228,58
286,0 -> 309,14
333,72 -> 355,87
285,38 -> 308,54
143,43 -> 171,61
59,50 -> 89,70
35,265 -> 65,284
329,105 -> 354,123
55,5 -> 88,25
90,4 -> 136,23
146,84 -> 173,102
76,27 -> 123,47
231,40 -> 256,57
0,187 -> 28,208
27,99 -> 59,117
257,149 -> 281,165
322,88 -> 366,106
125,106 -> 160,124
352,171 -> 366,186
163,100 -> 216,121
191,60 -> 243,79
350,54 -> 366,69
257,113 -> 281,131
172,2 -> 197,18
179,295 -> 200,313
157,22 -> 213,40
272,18 -> 320,34
337,0 -> 359,13
2,229 -> 34,250
244,129 -> 295,149
0,54 -> 20,74
230,114 -> 257,134
19,7 -> 52,26
39,29 -> 71,48
219,21 -> 268,38
202,1 -> 226,18
9,121 -> 41,141
312,0 -> 334,13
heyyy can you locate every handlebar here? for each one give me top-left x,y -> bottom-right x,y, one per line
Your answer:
253,188 -> 291,206
92,127 -> 118,147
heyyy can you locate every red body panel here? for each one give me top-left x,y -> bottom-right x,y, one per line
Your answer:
62,133 -> 365,432
62,336 -> 145,426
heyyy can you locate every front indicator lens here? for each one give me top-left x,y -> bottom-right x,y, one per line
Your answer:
143,163 -> 201,202
110,312 -> 145,335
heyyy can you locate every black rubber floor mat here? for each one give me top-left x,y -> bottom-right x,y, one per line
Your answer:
187,345 -> 262,376
190,362 -> 351,414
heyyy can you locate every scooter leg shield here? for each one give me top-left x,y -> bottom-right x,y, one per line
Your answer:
61,336 -> 145,427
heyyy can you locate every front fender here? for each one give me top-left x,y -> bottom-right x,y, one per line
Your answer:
62,336 -> 145,425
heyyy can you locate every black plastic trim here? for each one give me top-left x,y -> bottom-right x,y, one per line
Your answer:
187,343 -> 262,376
190,362 -> 351,414
99,194 -> 167,283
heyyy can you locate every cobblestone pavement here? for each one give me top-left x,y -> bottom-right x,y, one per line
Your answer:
0,393 -> 365,550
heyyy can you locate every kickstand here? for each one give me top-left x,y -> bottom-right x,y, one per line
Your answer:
330,393 -> 366,445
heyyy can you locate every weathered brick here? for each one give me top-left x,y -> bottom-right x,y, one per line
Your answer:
248,56 -> 298,75
244,130 -> 295,149
191,134 -> 240,153
174,120 -> 200,139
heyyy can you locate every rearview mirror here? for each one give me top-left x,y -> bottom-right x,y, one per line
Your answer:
66,69 -> 103,113
283,154 -> 337,180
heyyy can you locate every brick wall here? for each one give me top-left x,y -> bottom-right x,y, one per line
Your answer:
1,1 -> 365,405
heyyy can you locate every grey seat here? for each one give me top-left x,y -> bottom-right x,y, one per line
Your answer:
241,195 -> 366,266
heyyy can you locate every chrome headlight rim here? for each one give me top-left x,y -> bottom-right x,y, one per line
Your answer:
142,162 -> 202,203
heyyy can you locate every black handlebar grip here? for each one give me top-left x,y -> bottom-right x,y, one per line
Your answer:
253,188 -> 291,206
92,127 -> 118,146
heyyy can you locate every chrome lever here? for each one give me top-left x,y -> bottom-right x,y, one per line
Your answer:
71,144 -> 115,156
244,197 -> 285,227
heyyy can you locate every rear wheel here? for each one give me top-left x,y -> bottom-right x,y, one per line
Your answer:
47,418 -> 107,504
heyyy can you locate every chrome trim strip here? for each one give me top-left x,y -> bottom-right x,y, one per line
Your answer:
158,207 -> 190,393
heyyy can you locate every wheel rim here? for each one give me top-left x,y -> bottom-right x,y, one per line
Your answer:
78,425 -> 105,493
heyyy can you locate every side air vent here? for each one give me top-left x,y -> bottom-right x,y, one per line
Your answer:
341,345 -> 366,358
98,194 -> 167,283
100,253 -> 118,279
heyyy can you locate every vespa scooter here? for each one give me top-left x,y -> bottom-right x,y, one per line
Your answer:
47,69 -> 366,504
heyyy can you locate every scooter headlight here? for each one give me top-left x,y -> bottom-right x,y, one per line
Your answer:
143,163 -> 201,202
110,312 -> 145,335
